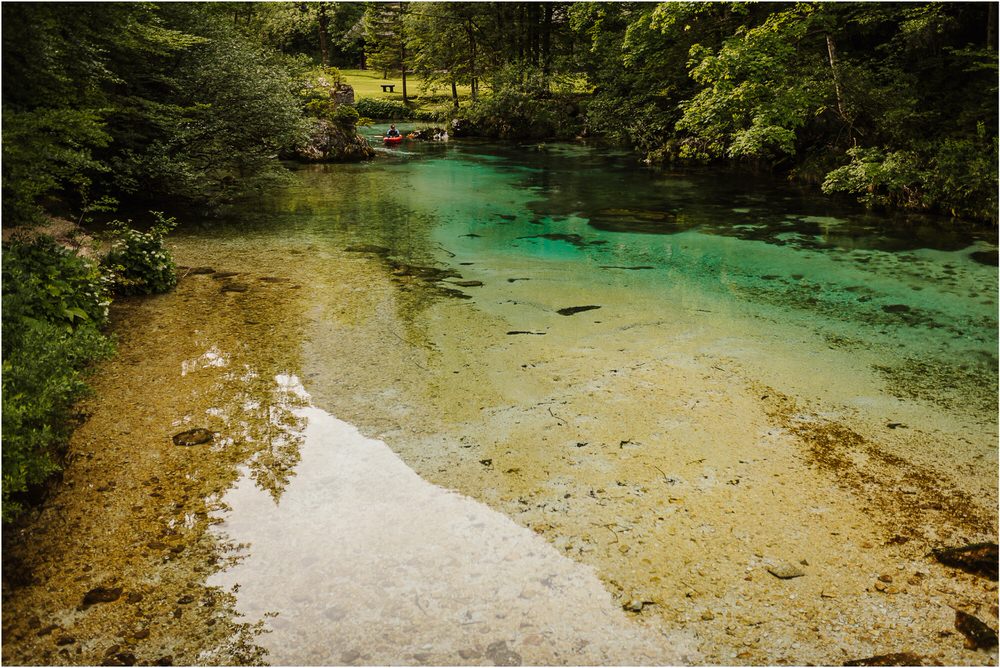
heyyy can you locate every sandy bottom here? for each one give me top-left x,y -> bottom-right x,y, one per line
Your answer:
2,242 -> 997,666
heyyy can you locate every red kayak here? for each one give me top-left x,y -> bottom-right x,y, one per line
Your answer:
383,135 -> 403,145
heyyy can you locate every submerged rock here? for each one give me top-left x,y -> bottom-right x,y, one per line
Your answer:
220,282 -> 249,293
933,543 -> 998,580
485,640 -> 522,667
955,610 -> 998,649
517,233 -> 591,249
389,261 -> 460,281
451,280 -> 483,287
623,599 -> 646,613
843,652 -> 926,666
557,305 -> 601,316
172,428 -> 214,447
82,586 -> 123,608
344,244 -> 391,255
970,250 -> 999,266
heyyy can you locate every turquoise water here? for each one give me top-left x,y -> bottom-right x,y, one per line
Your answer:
212,126 -> 996,424
176,125 -> 998,666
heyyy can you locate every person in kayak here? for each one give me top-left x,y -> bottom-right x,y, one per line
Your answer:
386,124 -> 400,138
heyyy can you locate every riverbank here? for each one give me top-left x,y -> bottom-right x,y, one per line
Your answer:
3,233 -> 996,665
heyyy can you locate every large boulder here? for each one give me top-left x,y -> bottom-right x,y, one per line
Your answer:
297,118 -> 375,162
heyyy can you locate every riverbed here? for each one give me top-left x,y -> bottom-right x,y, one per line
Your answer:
3,130 -> 997,665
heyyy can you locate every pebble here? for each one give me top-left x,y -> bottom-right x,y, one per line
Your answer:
766,563 -> 805,579
171,429 -> 213,447
36,624 -> 58,637
623,599 -> 646,612
485,640 -> 522,666
82,586 -> 123,607
55,636 -> 76,646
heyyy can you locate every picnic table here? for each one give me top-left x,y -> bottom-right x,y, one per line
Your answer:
381,84 -> 395,93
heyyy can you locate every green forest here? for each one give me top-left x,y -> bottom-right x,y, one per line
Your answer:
4,2 -> 998,228
1,1 -> 997,519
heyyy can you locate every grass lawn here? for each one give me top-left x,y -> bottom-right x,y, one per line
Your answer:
341,68 -> 471,103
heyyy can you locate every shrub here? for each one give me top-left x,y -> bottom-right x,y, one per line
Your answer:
354,97 -> 413,120
2,237 -> 114,523
458,65 -> 583,140
102,211 -> 178,296
2,236 -> 111,341
332,104 -> 360,126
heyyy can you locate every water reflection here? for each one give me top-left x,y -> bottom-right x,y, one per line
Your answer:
180,344 -> 308,503
209,377 -> 693,666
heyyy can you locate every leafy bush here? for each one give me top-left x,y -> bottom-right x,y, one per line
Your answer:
2,237 -> 114,523
332,104 -> 360,126
822,128 -> 998,222
102,212 -> 178,296
2,236 -> 111,339
822,147 -> 924,210
459,65 -> 583,140
299,67 -> 353,123
354,97 -> 413,120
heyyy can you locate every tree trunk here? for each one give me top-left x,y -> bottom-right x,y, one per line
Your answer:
401,50 -> 408,101
542,3 -> 553,83
317,3 -> 331,67
988,3 -> 996,50
452,79 -> 459,109
826,32 -> 851,142
529,3 -> 540,67
467,20 -> 478,101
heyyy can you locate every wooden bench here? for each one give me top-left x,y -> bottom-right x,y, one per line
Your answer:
381,84 -> 395,93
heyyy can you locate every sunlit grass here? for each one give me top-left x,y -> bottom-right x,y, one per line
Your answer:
341,68 -> 471,102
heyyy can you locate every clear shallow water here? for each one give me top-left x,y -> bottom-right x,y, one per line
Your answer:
182,130 -> 998,664
207,376 -> 693,665
211,126 -> 997,423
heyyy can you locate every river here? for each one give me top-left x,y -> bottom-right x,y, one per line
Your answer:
3,127 -> 997,666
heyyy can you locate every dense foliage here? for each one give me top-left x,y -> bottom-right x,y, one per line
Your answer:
4,2 -> 994,224
103,213 -> 179,296
572,2 -> 998,222
1,238 -> 114,522
1,3 -> 310,224
352,1 -> 997,223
